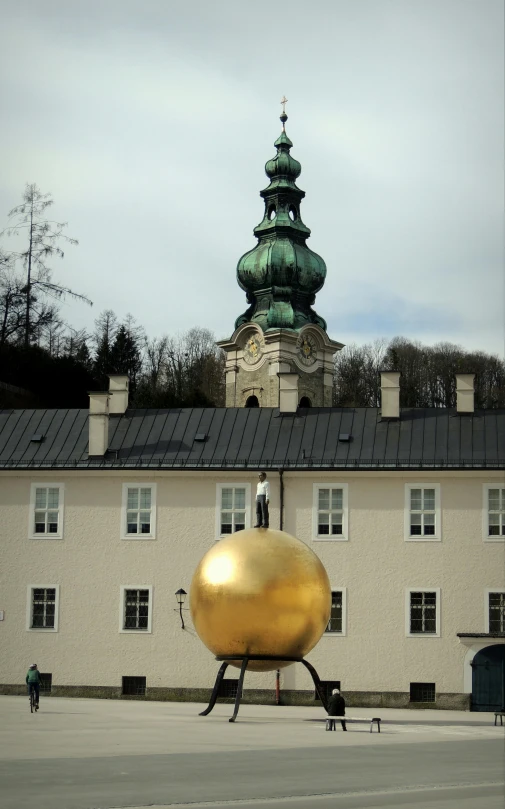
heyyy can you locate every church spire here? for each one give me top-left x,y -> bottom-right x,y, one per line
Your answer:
235,102 -> 327,332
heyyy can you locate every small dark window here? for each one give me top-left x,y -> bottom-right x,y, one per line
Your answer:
410,682 -> 435,703
299,396 -> 311,408
314,680 -> 340,702
39,673 -> 52,694
122,676 -> 146,696
268,205 -> 276,221
288,205 -> 297,221
245,395 -> 259,408
489,592 -> 505,632
218,679 -> 239,698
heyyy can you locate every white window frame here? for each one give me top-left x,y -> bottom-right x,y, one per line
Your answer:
485,589 -> 505,634
29,483 -> 64,539
312,483 -> 349,542
26,585 -> 60,632
119,585 -> 153,634
404,484 -> 441,541
324,587 -> 347,636
215,483 -> 251,540
121,483 -> 157,540
483,485 -> 505,542
405,588 -> 441,637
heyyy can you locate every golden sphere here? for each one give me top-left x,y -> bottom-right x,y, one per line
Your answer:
190,528 -> 331,671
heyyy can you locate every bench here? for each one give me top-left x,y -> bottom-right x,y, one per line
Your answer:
494,712 -> 504,726
326,716 -> 381,733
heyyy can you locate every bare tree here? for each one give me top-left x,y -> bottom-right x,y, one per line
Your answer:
2,183 -> 92,346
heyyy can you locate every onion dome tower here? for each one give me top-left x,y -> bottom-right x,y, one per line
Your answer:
218,100 -> 343,409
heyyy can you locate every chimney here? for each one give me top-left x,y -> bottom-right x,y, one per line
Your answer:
278,372 -> 299,414
108,374 -> 129,414
455,373 -> 475,414
88,392 -> 109,456
380,371 -> 401,420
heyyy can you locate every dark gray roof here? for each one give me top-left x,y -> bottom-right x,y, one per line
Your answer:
0,407 -> 504,470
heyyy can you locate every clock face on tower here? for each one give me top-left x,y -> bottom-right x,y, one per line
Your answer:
297,333 -> 318,366
243,333 -> 262,364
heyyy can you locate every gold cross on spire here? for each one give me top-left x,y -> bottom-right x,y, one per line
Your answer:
280,96 -> 288,114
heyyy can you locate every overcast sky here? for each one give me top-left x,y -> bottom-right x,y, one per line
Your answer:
1,0 -> 503,357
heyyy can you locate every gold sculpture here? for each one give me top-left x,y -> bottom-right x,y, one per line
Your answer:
190,528 -> 331,671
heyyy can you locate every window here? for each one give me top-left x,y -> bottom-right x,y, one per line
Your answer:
406,589 -> 440,637
325,589 -> 347,635
314,680 -> 340,702
122,676 -> 146,696
39,673 -> 52,694
313,484 -> 348,541
405,484 -> 441,541
29,484 -> 64,539
119,586 -> 153,633
488,591 -> 505,633
26,585 -> 60,632
410,682 -> 435,703
245,395 -> 259,408
484,486 -> 505,540
216,484 -> 251,539
121,484 -> 156,539
218,679 -> 239,698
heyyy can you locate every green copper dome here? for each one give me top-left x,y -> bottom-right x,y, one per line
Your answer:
235,113 -> 327,332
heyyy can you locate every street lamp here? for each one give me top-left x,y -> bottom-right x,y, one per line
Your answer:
175,588 -> 187,629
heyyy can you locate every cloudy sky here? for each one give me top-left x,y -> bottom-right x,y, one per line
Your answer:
1,0 -> 503,356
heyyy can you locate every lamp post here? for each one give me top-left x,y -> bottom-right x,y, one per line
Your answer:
175,588 -> 187,629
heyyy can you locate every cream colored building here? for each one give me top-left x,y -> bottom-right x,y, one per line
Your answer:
0,371 -> 504,711
1,116 -> 504,710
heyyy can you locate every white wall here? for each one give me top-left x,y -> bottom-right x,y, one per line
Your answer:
0,469 -> 503,696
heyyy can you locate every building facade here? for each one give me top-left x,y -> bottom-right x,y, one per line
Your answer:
0,112 -> 504,710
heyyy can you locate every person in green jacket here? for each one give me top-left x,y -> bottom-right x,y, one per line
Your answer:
26,663 -> 41,709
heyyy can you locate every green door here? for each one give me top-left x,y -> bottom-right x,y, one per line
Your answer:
471,645 -> 505,712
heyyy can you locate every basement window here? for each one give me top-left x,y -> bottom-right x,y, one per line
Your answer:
39,673 -> 52,694
314,680 -> 341,702
410,682 -> 435,703
218,679 -> 239,699
122,676 -> 146,696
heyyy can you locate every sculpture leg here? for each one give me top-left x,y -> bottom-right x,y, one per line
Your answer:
199,662 -> 229,716
301,658 -> 328,712
229,657 -> 248,723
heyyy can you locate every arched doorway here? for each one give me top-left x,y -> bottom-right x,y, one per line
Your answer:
299,396 -> 311,408
471,645 -> 505,711
245,395 -> 259,408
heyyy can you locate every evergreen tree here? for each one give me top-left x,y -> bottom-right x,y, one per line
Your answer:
2,183 -> 92,346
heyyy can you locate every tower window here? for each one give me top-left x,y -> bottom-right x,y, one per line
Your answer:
268,205 -> 276,220
289,205 -> 297,221
299,396 -> 311,408
246,395 -> 259,408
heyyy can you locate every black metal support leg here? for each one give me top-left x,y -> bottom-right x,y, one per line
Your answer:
301,658 -> 328,712
199,662 -> 229,716
229,657 -> 249,723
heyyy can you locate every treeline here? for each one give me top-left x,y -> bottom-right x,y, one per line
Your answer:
0,312 -> 225,409
0,183 -> 224,409
334,337 -> 505,409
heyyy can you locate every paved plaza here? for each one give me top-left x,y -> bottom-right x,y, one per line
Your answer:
0,696 -> 503,809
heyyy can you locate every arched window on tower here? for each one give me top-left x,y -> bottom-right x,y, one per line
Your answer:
299,396 -> 311,408
245,395 -> 259,408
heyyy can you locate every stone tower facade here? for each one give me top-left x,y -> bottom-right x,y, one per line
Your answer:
218,108 -> 343,409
